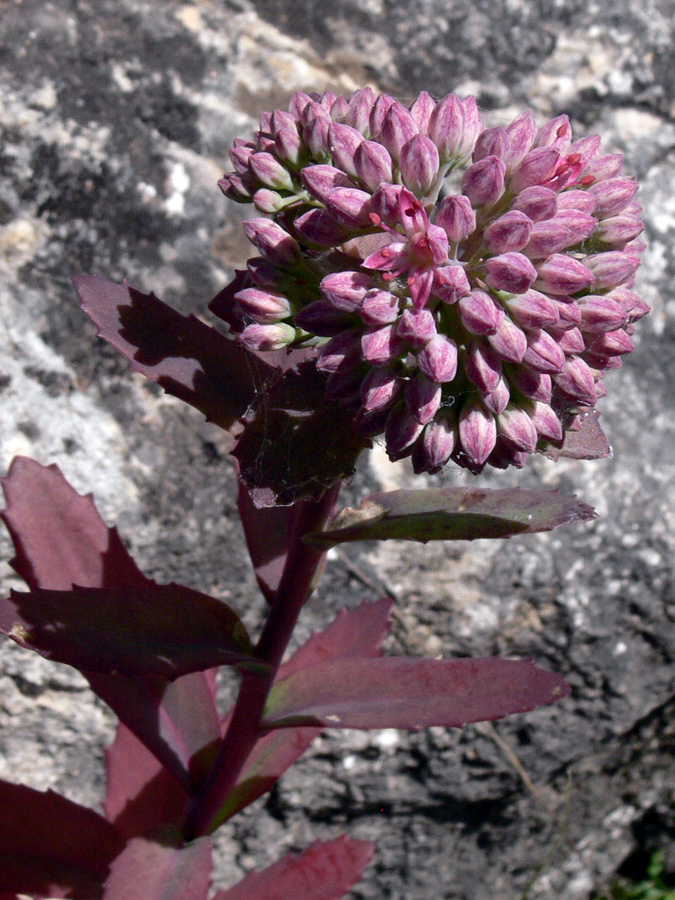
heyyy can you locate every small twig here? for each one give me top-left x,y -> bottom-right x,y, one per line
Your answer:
476,720 -> 553,812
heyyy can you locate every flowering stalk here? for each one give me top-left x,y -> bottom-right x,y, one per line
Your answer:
218,88 -> 648,474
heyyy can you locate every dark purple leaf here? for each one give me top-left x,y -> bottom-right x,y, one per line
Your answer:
73,274 -> 274,431
263,657 -> 570,729
0,778 -> 124,898
547,407 -> 611,460
212,836 -> 375,900
213,599 -> 393,824
0,458 -> 223,790
102,831 -> 212,900
1,456 -> 144,592
232,360 -> 368,507
104,723 -> 191,840
306,486 -> 596,546
91,673 -> 221,792
237,479 -> 302,603
0,581 -> 257,677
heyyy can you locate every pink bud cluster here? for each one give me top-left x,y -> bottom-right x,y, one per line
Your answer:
217,88 -> 648,474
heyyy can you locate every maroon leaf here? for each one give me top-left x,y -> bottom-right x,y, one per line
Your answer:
91,673 -> 221,792
212,836 -> 375,900
232,360 -> 368,507
262,656 -> 570,729
212,599 -> 393,825
104,722 -> 191,840
547,407 -> 611,460
73,275 -> 274,431
0,581 -> 256,678
1,458 -> 223,790
1,456 -> 144,592
102,831 -> 212,900
305,486 -> 596,546
0,778 -> 124,898
237,479 -> 302,603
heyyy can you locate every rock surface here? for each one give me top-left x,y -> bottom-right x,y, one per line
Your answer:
1,1 -> 674,898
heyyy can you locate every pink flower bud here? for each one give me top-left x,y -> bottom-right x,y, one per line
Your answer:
369,93 -> 396,139
433,264 -> 471,304
556,189 -> 598,215
458,402 -> 497,467
473,126 -> 509,162
413,411 -> 457,473
576,295 -> 627,332
484,210 -> 534,253
303,115 -> 332,160
360,289 -> 400,325
548,296 -> 582,329
219,172 -> 255,201
582,153 -> 624,183
400,134 -> 441,197
362,323 -> 405,365
527,401 -> 563,442
229,143 -> 255,173
534,254 -> 595,295
360,366 -> 402,412
522,329 -> 566,374
487,316 -> 528,362
380,102 -> 419,160
437,195 -> 476,244
465,339 -> 503,392
586,328 -> 635,356
461,156 -> 507,208
510,148 -> 560,193
553,356 -> 598,405
317,329 -> 363,373
481,377 -> 510,415
504,111 -> 538,169
330,95 -> 350,121
270,109 -> 299,138
505,290 -> 559,329
346,87 -> 376,134
416,334 -> 458,382
428,93 -> 464,162
235,287 -> 291,324
293,208 -> 353,247
248,152 -> 295,191
584,252 -> 639,291
485,252 -> 538,294
328,123 -> 364,177
321,271 -> 376,311
510,185 -> 558,222
275,129 -> 304,166
458,290 -> 505,335
397,308 -> 437,348
610,287 -> 650,322
253,189 -> 285,214
551,209 -> 598,246
595,214 -> 644,248
325,186 -> 373,227
508,367 -> 552,402
497,404 -> 538,452
288,91 -> 314,120
406,374 -> 442,424
353,140 -> 393,191
385,403 -> 425,459
240,322 -> 296,351
242,218 -> 302,266
458,96 -> 483,158
555,327 -> 585,354
247,257 -> 284,290
301,164 -> 355,203
370,182 -> 405,226
409,91 -> 436,134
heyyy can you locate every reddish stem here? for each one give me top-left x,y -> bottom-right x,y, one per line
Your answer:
181,482 -> 340,840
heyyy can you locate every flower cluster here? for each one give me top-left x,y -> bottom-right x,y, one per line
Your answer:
216,88 -> 648,474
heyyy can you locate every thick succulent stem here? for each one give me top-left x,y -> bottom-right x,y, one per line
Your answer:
181,482 -> 340,840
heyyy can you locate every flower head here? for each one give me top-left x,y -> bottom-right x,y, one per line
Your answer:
216,89 -> 648,474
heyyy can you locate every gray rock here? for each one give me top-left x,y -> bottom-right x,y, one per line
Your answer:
1,1 -> 673,897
